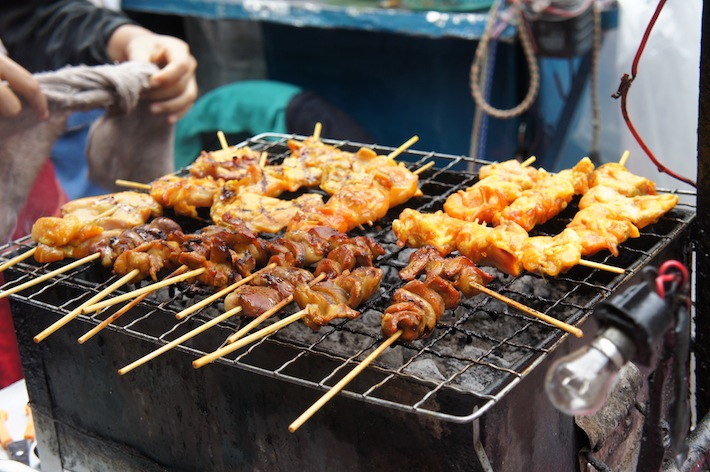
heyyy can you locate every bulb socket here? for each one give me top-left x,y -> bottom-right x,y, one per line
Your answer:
594,280 -> 673,366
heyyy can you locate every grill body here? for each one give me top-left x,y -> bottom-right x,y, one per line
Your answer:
12,305 -> 583,472
3,133 -> 696,470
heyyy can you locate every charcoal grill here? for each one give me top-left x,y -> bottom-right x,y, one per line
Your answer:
1,133 -> 696,471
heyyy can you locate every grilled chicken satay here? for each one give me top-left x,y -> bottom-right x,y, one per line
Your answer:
382,248 -> 494,342
392,190 -> 677,277
154,144 -> 321,219
444,159 -> 540,223
581,161 -> 657,201
31,191 -> 163,263
578,186 -> 678,228
392,209 -> 465,256
317,147 -> 399,194
287,165 -> 422,233
176,224 -> 268,286
394,208 -> 532,275
150,175 -> 221,219
211,189 -> 325,234
293,266 -> 383,330
493,157 -> 595,231
150,146 -> 268,219
188,146 -> 263,180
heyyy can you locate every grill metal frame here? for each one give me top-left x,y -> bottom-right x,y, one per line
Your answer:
0,132 -> 696,424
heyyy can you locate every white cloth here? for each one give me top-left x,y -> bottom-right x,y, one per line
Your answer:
0,61 -> 175,243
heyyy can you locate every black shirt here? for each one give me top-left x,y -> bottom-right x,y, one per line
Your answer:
0,0 -> 134,73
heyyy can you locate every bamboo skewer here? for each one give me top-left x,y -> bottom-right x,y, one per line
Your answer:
0,253 -> 101,301
80,267 -> 205,313
174,263 -> 277,320
217,130 -> 229,150
619,150 -> 630,167
118,306 -> 244,375
259,151 -> 268,168
312,122 -> 322,140
289,329 -> 403,432
226,296 -> 295,344
470,281 -> 584,338
115,179 -> 151,190
33,268 -> 140,343
226,272 -> 326,344
413,161 -> 434,175
520,155 -> 536,167
77,265 -> 190,344
0,248 -> 37,273
578,259 -> 625,274
193,309 -> 308,369
387,136 -> 419,160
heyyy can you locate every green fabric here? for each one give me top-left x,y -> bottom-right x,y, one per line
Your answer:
174,80 -> 302,169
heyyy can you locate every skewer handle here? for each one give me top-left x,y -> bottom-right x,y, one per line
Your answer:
217,130 -> 229,150
578,259 -> 625,274
413,161 -> 435,175
472,282 -> 584,338
78,265 -> 190,343
619,150 -> 630,167
119,306 -> 243,375
520,155 -> 536,167
81,267 -> 204,313
227,295 -> 293,344
387,136 -> 419,160
289,330 -> 403,432
0,253 -> 101,301
0,247 -> 37,273
115,179 -> 151,190
34,268 -> 139,343
193,309 -> 307,369
312,122 -> 322,140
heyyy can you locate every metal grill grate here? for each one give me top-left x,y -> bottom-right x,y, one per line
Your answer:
0,132 -> 696,423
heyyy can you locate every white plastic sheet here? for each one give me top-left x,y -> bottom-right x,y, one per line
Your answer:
564,0 -> 701,195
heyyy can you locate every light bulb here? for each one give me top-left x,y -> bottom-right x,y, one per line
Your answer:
545,326 -> 633,416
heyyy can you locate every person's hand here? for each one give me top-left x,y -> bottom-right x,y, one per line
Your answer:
108,25 -> 198,124
0,55 -> 48,120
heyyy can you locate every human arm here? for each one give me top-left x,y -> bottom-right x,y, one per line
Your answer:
0,0 -> 197,122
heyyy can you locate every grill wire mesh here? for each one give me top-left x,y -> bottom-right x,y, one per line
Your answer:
0,132 -> 697,423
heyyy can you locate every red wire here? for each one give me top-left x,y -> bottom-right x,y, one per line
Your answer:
613,0 -> 697,188
655,259 -> 689,299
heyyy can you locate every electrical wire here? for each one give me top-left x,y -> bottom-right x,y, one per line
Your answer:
655,260 -> 689,300
611,0 -> 697,188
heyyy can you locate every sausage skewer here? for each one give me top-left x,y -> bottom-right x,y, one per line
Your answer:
193,266 -> 383,368
174,262 -> 277,321
226,272 -> 327,344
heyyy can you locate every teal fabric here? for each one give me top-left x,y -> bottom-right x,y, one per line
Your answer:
174,80 -> 302,168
